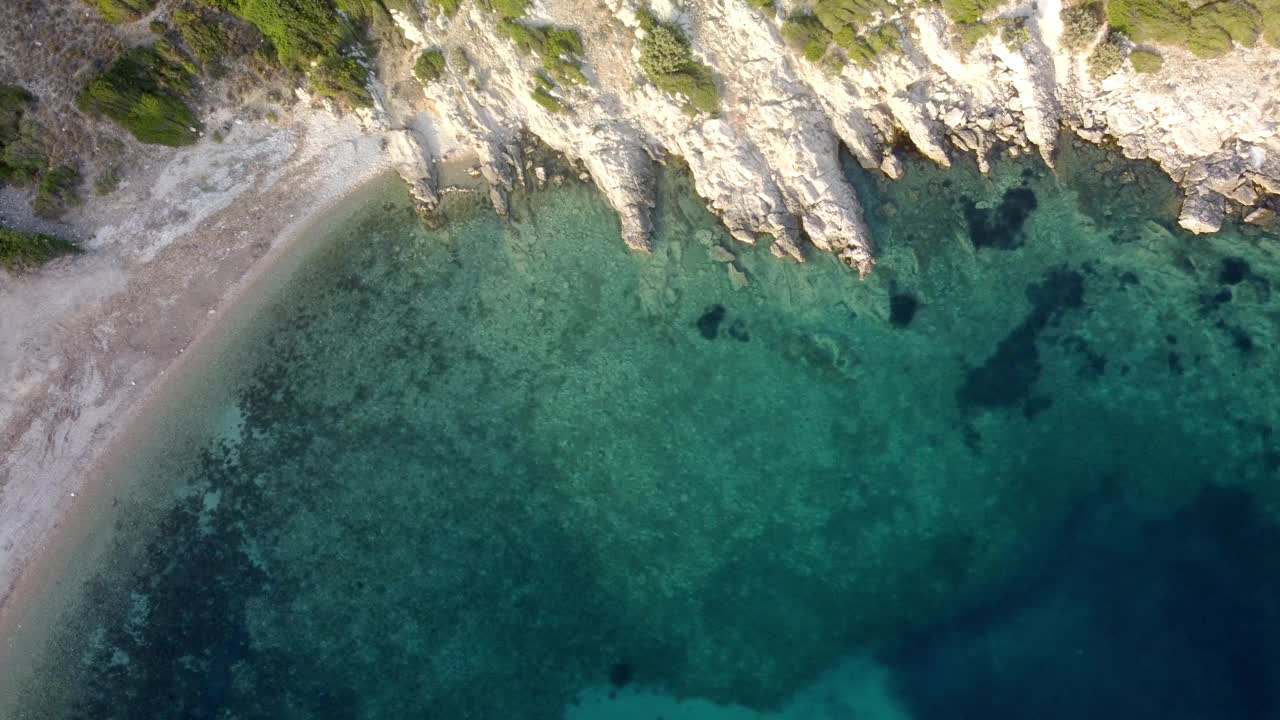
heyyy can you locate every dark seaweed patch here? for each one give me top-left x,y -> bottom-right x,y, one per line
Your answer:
1220,257 -> 1251,285
696,305 -> 726,340
958,267 -> 1085,409
965,188 -> 1039,250
890,293 -> 920,328
727,318 -> 751,342
1022,395 -> 1053,419
608,661 -> 633,688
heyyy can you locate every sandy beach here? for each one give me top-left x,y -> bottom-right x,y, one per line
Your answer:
0,109 -> 398,695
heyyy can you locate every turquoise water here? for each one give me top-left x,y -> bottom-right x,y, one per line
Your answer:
12,137 -> 1280,719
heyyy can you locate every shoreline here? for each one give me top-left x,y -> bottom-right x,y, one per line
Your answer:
0,114 -> 406,707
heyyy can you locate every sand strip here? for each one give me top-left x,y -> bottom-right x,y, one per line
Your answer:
0,112 -> 395,706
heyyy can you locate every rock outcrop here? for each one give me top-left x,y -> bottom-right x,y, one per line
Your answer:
365,0 -> 1280,268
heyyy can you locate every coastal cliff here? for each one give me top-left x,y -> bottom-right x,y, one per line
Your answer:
346,0 -> 1280,272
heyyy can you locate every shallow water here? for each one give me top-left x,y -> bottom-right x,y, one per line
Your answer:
11,137 -> 1280,719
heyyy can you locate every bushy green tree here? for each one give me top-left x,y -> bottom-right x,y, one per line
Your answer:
635,8 -> 720,114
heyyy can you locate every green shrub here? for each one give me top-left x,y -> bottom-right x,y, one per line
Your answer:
488,0 -> 529,18
497,21 -> 588,86
531,87 -> 565,112
1129,48 -> 1163,71
95,166 -> 123,195
746,0 -> 774,11
1088,32 -> 1126,78
77,47 -> 200,146
425,0 -> 462,16
999,16 -> 1031,46
448,46 -> 470,73
311,56 -> 373,106
84,0 -> 158,24
1107,0 -> 1189,44
202,0 -> 371,106
939,0 -> 1003,24
953,20 -> 994,51
1060,2 -> 1104,48
415,49 -> 447,83
0,86 -> 42,185
838,23 -> 900,67
172,8 -> 231,66
636,7 -> 720,113
1108,0 -> 1263,57
814,0 -> 893,33
638,18 -> 693,75
34,166 -> 81,219
0,226 -> 80,273
1264,0 -> 1280,46
781,14 -> 834,62
1187,1 -> 1259,56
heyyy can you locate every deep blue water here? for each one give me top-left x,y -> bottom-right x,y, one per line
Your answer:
10,136 -> 1280,719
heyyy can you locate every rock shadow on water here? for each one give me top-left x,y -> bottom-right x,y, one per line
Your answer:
883,484 -> 1280,720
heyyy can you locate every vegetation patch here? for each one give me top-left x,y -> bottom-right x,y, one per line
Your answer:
34,166 -> 82,219
838,22 -> 900,67
953,20 -> 994,51
497,20 -> 589,86
77,46 -> 201,146
1061,1 -> 1105,48
425,0 -> 463,16
84,0 -> 158,24
1128,47 -> 1163,71
1088,31 -> 1126,78
745,0 -> 775,12
999,16 -> 1032,46
531,86 -> 565,112
1106,0 -> 1272,58
939,0 -> 1004,24
814,0 -> 894,31
415,49 -> 448,83
171,7 -> 233,68
485,0 -> 530,18
636,8 -> 720,115
201,0 -> 373,106
782,14 -> 834,62
0,225 -> 80,273
0,85 -> 44,186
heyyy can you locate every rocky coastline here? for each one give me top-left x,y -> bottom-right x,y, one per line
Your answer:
350,0 -> 1280,274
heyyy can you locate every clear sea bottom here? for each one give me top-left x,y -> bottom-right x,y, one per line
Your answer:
13,136 -> 1280,719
